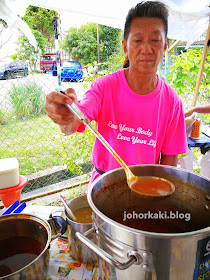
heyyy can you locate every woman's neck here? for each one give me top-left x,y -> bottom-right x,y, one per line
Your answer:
124,68 -> 158,95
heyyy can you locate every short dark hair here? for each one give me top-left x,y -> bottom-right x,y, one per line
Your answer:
123,1 -> 168,68
124,1 -> 169,40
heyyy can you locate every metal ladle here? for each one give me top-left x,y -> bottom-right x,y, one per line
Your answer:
60,194 -> 77,221
58,89 -> 175,198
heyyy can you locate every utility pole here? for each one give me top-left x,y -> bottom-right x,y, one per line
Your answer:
53,14 -> 61,86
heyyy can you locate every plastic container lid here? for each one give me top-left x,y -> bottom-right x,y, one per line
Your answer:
0,158 -> 19,189
0,157 -> 19,174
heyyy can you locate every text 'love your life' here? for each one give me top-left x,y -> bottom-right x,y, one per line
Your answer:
107,121 -> 156,148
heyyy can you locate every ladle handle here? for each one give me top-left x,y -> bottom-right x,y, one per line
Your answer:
60,195 -> 76,221
57,89 -> 133,180
86,122 -> 130,174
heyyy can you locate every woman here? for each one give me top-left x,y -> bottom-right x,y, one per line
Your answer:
45,1 -> 188,185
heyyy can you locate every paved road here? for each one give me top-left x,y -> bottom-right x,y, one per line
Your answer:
0,73 -> 89,111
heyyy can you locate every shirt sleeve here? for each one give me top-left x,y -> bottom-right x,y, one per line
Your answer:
78,77 -> 104,122
76,77 -> 105,132
161,100 -> 188,155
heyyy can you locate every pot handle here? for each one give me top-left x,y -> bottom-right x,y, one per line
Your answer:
76,228 -> 143,270
48,211 -> 67,241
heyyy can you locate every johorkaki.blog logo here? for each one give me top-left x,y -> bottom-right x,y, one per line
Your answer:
123,210 -> 191,222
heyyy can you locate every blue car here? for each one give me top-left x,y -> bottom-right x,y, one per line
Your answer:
59,61 -> 83,81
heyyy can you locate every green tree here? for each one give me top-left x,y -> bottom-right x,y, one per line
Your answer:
61,23 -> 98,65
168,48 -> 210,109
105,48 -> 125,72
11,30 -> 49,70
60,23 -> 122,65
12,6 -> 59,69
99,25 -> 122,63
23,6 -> 58,45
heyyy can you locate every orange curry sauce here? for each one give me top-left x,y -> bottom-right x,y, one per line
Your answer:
130,178 -> 173,196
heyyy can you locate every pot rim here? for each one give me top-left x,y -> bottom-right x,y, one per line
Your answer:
65,194 -> 93,225
65,212 -> 93,225
0,213 -> 51,279
87,164 -> 210,239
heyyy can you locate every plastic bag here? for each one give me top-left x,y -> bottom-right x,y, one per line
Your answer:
200,150 -> 210,179
179,149 -> 198,171
185,114 -> 196,138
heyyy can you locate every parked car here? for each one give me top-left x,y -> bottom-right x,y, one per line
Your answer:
60,61 -> 83,81
0,61 -> 28,79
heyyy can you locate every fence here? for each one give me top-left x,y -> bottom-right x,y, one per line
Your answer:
0,67 -> 97,194
0,34 -> 209,199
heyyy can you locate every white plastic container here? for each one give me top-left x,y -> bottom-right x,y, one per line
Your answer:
0,158 -> 19,189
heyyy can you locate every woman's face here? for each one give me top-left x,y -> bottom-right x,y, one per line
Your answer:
122,17 -> 167,75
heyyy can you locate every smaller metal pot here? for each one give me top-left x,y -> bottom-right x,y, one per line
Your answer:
0,213 -> 66,280
64,194 -> 98,265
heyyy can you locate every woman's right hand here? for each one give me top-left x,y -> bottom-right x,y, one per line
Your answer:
45,88 -> 81,134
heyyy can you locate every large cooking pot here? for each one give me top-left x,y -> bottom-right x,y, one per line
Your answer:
0,213 -> 66,279
76,164 -> 210,280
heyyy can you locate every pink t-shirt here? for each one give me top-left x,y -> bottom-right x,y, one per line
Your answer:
77,69 -> 188,184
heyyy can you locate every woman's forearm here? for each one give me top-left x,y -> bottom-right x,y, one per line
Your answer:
194,104 -> 210,114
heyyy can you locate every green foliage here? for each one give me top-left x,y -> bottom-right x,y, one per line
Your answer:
0,115 -> 94,177
168,48 -> 210,108
60,23 -> 122,65
12,6 -> 58,68
11,29 -> 49,69
99,25 -> 123,62
64,128 -> 95,175
60,23 -> 98,65
105,48 -> 125,72
24,6 -> 58,44
0,115 -> 61,175
9,81 -> 45,119
82,62 -> 110,84
0,109 -> 10,125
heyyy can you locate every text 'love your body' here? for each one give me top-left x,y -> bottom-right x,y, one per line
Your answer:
107,121 -> 156,148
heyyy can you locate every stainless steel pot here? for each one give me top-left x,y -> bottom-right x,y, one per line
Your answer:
0,213 -> 64,280
64,194 -> 98,265
76,164 -> 210,280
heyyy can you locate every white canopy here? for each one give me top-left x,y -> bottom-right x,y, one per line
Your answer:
0,0 -> 210,48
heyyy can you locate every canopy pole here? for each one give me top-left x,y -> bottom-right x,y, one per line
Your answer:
168,40 -> 180,53
192,21 -> 210,107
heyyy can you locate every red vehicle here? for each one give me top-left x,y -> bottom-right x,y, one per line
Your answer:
40,53 -> 57,72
